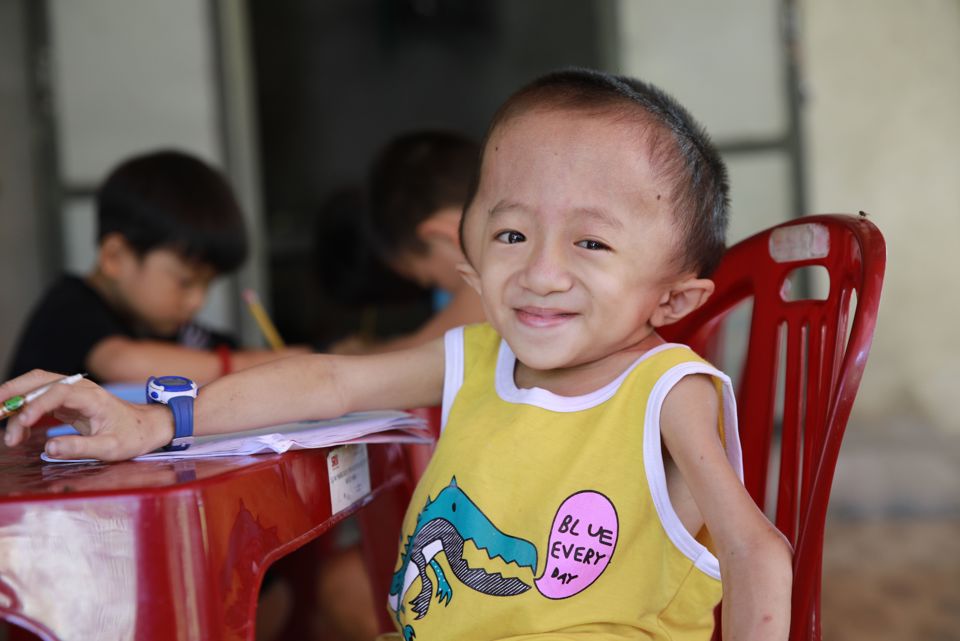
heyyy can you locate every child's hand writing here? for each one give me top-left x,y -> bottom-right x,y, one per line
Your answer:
1,369 -> 173,461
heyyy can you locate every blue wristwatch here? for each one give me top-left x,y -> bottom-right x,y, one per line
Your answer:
146,376 -> 198,451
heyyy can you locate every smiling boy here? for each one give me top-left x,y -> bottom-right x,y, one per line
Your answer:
3,70 -> 791,640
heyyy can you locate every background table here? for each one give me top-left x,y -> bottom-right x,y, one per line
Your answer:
0,431 -> 416,641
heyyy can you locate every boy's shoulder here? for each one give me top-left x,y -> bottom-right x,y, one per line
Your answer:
461,321 -> 497,340
39,274 -> 103,307
459,322 -> 501,356
32,275 -> 127,323
7,275 -> 134,379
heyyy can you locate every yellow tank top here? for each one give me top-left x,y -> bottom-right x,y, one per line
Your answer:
388,324 -> 742,641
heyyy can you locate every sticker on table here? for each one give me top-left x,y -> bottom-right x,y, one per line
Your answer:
327,444 -> 371,515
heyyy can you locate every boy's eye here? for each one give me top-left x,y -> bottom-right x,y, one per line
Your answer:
495,230 -> 526,244
576,239 -> 611,251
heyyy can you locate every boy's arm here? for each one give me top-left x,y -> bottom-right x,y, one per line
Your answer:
3,338 -> 445,461
191,337 -> 445,434
87,336 -> 309,384
660,374 -> 793,641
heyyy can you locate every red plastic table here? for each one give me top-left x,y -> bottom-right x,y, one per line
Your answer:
0,431 -> 416,641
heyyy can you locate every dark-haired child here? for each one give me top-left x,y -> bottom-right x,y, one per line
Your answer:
332,130 -> 485,354
7,149 -> 302,384
5,70 -> 791,640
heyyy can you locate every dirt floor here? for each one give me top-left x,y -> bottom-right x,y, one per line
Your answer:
820,413 -> 960,641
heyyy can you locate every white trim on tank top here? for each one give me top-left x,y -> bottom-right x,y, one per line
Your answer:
643,361 -> 743,580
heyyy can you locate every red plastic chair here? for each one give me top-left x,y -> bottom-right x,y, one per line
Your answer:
659,214 -> 886,641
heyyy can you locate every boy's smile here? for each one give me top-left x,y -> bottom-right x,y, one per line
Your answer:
515,306 -> 577,328
460,108 -> 710,394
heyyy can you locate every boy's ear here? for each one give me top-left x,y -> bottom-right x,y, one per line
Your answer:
650,277 -> 715,328
98,233 -> 136,278
456,260 -> 482,296
415,207 -> 463,247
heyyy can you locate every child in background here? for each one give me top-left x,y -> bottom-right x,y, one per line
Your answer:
4,69 -> 792,640
331,130 -> 485,354
6,149 -> 302,385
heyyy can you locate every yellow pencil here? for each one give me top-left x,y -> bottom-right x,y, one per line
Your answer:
242,289 -> 286,350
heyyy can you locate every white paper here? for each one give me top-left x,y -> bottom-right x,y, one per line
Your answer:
41,410 -> 432,463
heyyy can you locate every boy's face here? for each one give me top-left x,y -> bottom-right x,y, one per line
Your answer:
460,108 -> 699,375
104,238 -> 216,336
390,206 -> 467,293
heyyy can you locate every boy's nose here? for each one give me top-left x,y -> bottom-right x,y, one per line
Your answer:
519,241 -> 574,296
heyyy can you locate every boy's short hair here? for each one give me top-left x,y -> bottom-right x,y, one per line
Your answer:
97,149 -> 248,273
465,68 -> 729,277
368,130 -> 480,260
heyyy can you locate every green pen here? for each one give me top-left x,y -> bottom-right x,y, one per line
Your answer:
1,373 -> 87,419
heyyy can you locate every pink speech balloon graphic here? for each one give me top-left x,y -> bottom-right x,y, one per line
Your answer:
535,490 -> 618,599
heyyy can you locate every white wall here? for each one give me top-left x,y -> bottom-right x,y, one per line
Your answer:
0,0 -> 45,370
50,0 -> 221,184
803,0 -> 960,432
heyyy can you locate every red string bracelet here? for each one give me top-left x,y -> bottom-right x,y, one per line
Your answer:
216,344 -> 232,377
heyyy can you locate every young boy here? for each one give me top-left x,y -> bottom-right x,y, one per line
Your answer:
3,70 -> 792,640
6,149 -> 302,385
331,130 -> 485,354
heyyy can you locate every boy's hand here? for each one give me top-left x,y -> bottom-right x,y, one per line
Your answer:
1,369 -> 174,461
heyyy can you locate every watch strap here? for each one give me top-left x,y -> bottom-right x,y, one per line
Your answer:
163,395 -> 195,451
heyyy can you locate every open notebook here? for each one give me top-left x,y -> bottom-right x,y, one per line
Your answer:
42,410 -> 432,463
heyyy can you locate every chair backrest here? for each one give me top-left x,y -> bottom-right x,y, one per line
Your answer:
659,214 -> 886,641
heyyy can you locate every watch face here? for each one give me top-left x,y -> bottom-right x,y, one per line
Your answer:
156,376 -> 192,389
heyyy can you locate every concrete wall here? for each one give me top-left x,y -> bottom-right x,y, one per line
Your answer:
804,0 -> 960,432
0,0 -> 44,371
